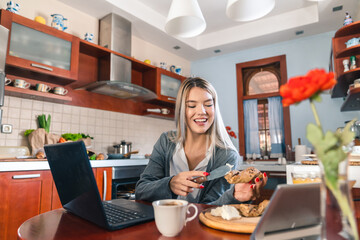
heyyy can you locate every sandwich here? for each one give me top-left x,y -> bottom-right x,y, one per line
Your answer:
224,166 -> 263,184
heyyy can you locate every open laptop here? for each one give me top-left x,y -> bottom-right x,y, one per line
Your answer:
44,141 -> 154,231
251,183 -> 321,240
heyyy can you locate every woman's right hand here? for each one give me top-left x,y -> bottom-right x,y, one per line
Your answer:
169,171 -> 207,196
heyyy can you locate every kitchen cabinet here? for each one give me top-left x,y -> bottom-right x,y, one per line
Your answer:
95,167 -> 112,201
0,170 -> 53,240
143,67 -> 186,106
331,20 -> 360,111
0,9 -> 79,85
0,9 -> 179,117
0,167 -> 112,240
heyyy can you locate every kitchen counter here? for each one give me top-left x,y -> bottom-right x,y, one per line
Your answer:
286,163 -> 360,188
238,161 -> 290,172
0,158 -> 149,172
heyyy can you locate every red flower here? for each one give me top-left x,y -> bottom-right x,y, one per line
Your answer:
225,126 -> 237,139
280,69 -> 336,107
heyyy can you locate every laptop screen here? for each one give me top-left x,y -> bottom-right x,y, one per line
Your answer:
45,141 -> 108,228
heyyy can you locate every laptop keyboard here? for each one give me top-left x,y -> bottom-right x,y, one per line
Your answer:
103,202 -> 148,225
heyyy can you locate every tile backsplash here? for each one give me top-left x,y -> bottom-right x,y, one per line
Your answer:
0,96 -> 175,155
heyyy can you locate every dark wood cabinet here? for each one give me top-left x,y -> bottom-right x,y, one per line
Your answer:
0,170 -> 53,240
331,21 -> 360,111
143,67 -> 186,105
0,167 -> 112,240
0,9 -> 183,118
0,9 -> 79,85
95,167 -> 112,201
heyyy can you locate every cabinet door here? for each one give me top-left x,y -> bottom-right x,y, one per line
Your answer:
0,9 -> 79,83
95,167 -> 112,201
0,170 -> 53,240
143,68 -> 186,105
157,68 -> 185,103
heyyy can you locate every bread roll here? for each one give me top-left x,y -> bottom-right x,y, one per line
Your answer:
224,167 -> 263,184
233,200 -> 269,217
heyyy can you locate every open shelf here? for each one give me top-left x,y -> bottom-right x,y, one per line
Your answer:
336,45 -> 360,58
335,21 -> 360,38
331,68 -> 360,98
341,87 -> 360,112
332,20 -> 360,111
4,86 -> 72,103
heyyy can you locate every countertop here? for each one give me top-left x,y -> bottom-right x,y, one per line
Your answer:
1,159 -> 290,172
0,158 -> 149,172
238,161 -> 289,172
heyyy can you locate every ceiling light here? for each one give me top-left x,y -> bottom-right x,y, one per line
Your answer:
226,0 -> 275,22
165,0 -> 206,38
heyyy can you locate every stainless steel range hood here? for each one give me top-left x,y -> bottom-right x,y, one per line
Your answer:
77,13 -> 156,101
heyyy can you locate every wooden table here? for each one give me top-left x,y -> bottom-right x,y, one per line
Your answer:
17,204 -> 251,240
17,202 -> 360,240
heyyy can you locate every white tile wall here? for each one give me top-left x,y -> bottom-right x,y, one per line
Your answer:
0,96 -> 175,155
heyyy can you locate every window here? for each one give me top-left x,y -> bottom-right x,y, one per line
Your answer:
258,99 -> 270,157
236,55 -> 292,160
248,71 -> 279,95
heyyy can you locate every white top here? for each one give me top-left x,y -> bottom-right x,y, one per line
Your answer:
170,143 -> 211,202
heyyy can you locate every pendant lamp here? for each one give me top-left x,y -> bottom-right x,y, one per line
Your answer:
165,0 -> 206,38
226,0 -> 275,22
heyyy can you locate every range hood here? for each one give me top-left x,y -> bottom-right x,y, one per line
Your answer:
77,13 -> 156,101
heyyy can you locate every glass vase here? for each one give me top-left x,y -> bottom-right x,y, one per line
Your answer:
318,156 -> 359,240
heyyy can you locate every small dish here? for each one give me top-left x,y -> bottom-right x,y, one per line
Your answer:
345,37 -> 360,48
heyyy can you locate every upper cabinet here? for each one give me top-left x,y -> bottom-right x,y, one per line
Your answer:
0,9 -> 79,85
143,68 -> 186,106
331,21 -> 360,111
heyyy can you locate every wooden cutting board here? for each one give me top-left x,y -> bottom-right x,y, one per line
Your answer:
199,207 -> 260,233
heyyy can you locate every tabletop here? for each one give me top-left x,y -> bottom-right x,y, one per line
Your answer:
17,202 -> 360,240
17,204 -> 251,240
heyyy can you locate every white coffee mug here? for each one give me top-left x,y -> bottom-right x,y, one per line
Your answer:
53,87 -> 68,95
36,83 -> 51,93
14,79 -> 30,89
152,199 -> 198,237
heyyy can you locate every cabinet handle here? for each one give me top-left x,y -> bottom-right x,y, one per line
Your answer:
269,173 -> 286,177
167,97 -> 176,101
103,170 -> 107,201
12,174 -> 41,179
31,63 -> 53,72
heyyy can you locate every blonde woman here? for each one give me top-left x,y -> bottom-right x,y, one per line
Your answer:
135,77 -> 267,204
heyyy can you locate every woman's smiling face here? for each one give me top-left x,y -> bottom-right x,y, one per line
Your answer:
185,87 -> 215,135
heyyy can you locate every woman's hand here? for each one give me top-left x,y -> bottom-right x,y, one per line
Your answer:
233,172 -> 268,202
170,171 -> 207,196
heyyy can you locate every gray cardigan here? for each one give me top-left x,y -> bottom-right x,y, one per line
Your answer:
135,131 -> 244,205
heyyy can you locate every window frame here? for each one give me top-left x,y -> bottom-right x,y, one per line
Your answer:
236,55 -> 292,159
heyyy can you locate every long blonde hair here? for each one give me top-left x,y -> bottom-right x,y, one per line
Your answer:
171,77 -> 237,155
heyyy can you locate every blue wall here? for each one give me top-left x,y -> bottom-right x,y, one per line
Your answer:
191,31 -> 360,155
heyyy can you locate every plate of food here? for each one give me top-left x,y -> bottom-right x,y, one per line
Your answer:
199,167 -> 269,233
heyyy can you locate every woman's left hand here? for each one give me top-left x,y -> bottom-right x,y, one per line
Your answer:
233,172 -> 268,202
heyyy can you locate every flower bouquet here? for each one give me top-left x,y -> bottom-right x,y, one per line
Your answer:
280,69 -> 359,240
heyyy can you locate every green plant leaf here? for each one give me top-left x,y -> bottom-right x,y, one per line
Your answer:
317,131 -> 338,152
306,123 -> 323,146
311,92 -> 322,103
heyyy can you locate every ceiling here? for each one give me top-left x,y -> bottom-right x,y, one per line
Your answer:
59,0 -> 359,61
